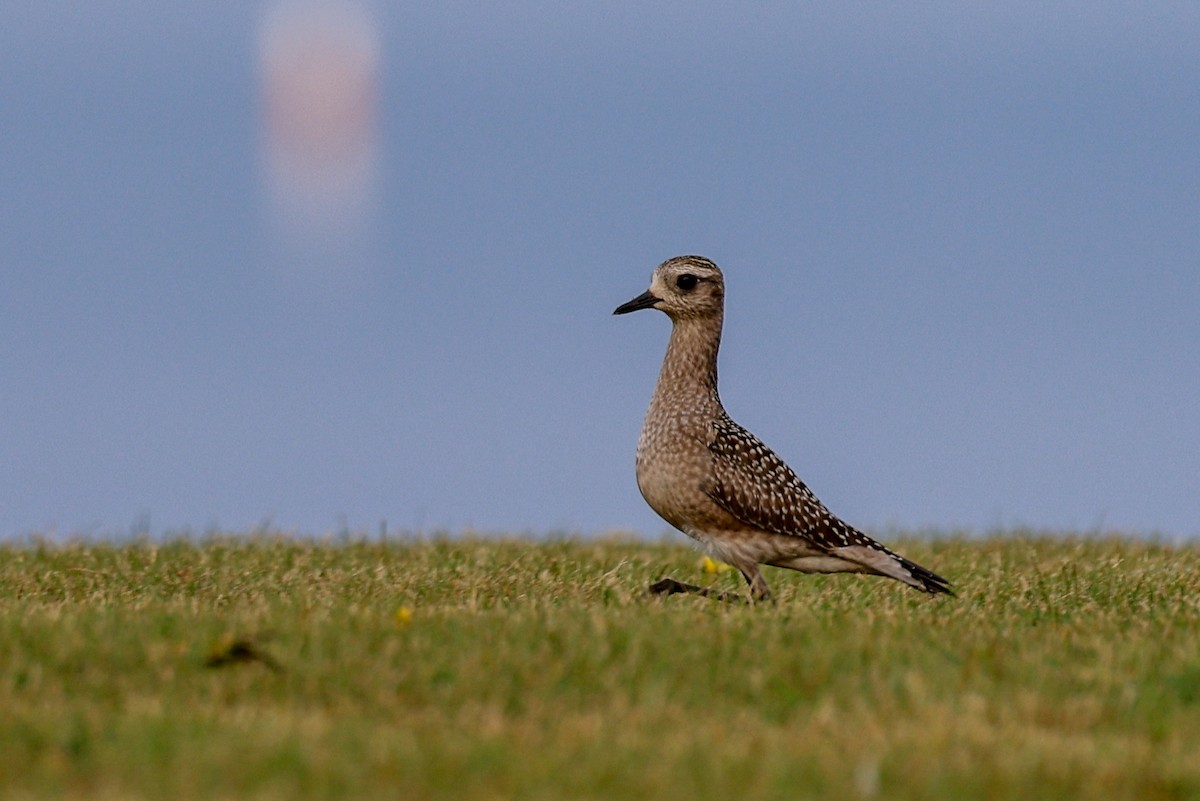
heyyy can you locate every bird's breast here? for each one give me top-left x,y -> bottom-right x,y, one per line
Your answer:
634,414 -> 723,532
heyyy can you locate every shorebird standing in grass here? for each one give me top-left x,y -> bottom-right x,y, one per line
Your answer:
614,256 -> 953,602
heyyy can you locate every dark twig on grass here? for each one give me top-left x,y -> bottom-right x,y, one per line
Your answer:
204,635 -> 283,674
647,577 -> 746,604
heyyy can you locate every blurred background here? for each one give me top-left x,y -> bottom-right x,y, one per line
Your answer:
2,2 -> 1197,540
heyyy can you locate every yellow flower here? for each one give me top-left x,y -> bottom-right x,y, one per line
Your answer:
700,556 -> 733,575
394,606 -> 414,627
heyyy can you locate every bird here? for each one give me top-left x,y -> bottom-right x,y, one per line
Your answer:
613,255 -> 953,602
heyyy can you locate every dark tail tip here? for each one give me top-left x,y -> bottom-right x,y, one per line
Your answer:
923,578 -> 955,597
903,557 -> 955,597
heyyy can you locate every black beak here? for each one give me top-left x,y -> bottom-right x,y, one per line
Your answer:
613,290 -> 661,315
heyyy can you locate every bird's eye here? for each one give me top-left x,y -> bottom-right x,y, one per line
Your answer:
676,274 -> 699,291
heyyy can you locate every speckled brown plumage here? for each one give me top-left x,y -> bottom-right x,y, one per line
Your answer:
614,255 -> 953,601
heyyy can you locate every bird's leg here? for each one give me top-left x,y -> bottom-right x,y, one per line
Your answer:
647,577 -> 745,603
739,565 -> 775,604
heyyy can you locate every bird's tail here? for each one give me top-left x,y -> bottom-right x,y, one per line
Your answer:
832,532 -> 955,596
892,552 -> 955,596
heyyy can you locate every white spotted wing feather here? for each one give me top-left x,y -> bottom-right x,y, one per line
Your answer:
704,416 -> 953,594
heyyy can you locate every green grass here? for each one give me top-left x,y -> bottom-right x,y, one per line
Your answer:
2,533 -> 1200,800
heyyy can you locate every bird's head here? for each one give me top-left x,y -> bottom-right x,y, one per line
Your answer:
613,255 -> 725,321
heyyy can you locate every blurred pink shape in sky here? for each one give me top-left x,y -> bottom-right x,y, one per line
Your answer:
260,1 -> 380,259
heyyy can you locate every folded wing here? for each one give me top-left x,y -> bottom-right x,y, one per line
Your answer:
703,416 -> 953,595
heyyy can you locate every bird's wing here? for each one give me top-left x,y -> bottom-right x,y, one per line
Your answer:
703,416 -> 853,550
703,416 -> 953,594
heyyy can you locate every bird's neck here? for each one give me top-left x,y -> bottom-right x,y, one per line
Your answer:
651,315 -> 724,414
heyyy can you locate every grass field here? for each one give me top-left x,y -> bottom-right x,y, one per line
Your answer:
2,533 -> 1199,800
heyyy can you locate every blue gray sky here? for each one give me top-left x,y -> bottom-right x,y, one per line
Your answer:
3,3 -> 1198,539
